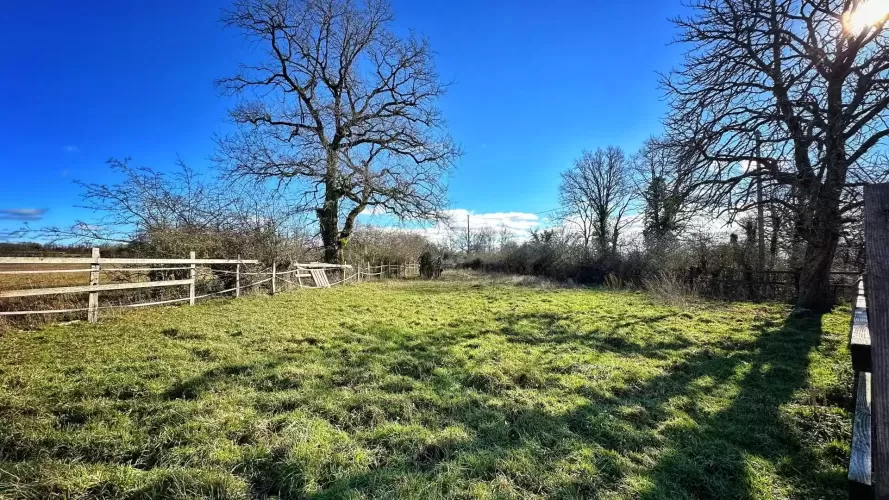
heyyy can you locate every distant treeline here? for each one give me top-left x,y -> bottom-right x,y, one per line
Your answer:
0,242 -> 134,258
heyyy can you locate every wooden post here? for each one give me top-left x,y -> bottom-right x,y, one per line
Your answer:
87,247 -> 100,323
865,183 -> 889,499
271,263 -> 277,295
236,256 -> 241,298
189,251 -> 196,306
296,262 -> 303,288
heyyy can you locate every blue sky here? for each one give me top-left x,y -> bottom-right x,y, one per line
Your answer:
0,0 -> 687,240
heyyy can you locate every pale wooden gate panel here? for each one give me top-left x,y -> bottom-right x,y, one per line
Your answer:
310,269 -> 331,288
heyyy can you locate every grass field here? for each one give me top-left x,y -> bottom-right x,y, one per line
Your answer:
0,276 -> 852,499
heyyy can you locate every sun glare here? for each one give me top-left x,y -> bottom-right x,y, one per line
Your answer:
845,0 -> 889,34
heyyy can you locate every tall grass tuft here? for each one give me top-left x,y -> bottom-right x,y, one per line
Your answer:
642,270 -> 699,306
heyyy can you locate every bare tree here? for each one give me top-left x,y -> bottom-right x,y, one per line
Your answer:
558,170 -> 596,255
217,0 -> 461,263
35,158 -> 312,263
559,147 -> 633,256
664,0 -> 889,310
472,226 -> 496,253
632,137 -> 695,248
343,224 -> 430,264
444,214 -> 472,254
497,223 -> 515,250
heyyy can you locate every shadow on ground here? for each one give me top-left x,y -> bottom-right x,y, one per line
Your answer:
280,311 -> 842,499
1,292 -> 847,499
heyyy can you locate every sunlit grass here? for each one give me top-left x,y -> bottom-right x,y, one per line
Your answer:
0,277 -> 852,498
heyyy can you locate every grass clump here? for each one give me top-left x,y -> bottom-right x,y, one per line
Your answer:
0,277 -> 852,498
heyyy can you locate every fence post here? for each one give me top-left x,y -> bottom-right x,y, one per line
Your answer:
865,183 -> 889,499
271,262 -> 277,295
189,251 -> 196,306
87,247 -> 100,323
236,256 -> 241,298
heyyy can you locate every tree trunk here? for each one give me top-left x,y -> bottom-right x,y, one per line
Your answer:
796,79 -> 846,313
795,188 -> 842,312
796,233 -> 839,312
596,214 -> 609,257
317,152 -> 343,264
336,203 -> 366,263
769,210 -> 780,269
318,205 -> 340,263
796,148 -> 844,311
318,184 -> 341,264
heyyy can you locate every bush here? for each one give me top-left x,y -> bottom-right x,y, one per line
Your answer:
642,271 -> 699,306
419,251 -> 443,279
446,228 -> 835,302
342,226 -> 431,267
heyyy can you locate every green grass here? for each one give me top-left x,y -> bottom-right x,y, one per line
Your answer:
0,277 -> 853,499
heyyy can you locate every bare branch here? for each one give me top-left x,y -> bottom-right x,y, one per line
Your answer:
216,0 -> 461,263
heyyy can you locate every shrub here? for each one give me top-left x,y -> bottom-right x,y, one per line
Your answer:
419,251 -> 442,279
642,271 -> 699,306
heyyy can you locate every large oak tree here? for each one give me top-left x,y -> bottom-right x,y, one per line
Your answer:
664,0 -> 889,311
217,0 -> 460,263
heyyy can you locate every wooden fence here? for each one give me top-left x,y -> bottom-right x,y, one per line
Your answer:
0,249 -> 420,324
702,269 -> 860,302
848,183 -> 889,499
356,262 -> 420,280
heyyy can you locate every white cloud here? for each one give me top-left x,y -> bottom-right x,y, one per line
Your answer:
359,205 -> 388,217
63,145 -> 80,153
359,205 -> 752,249
417,209 -> 542,243
359,207 -> 543,241
443,209 -> 539,230
557,209 -> 743,250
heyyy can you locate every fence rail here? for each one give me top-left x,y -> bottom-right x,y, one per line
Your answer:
0,279 -> 195,298
0,257 -> 264,265
848,183 -> 889,499
850,278 -> 874,497
0,249 -> 420,324
696,269 -> 860,302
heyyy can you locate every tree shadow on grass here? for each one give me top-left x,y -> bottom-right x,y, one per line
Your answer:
631,314 -> 829,498
240,312 -> 837,499
490,312 -> 832,498
498,310 -> 691,359
163,361 -> 280,400
452,314 -> 828,498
